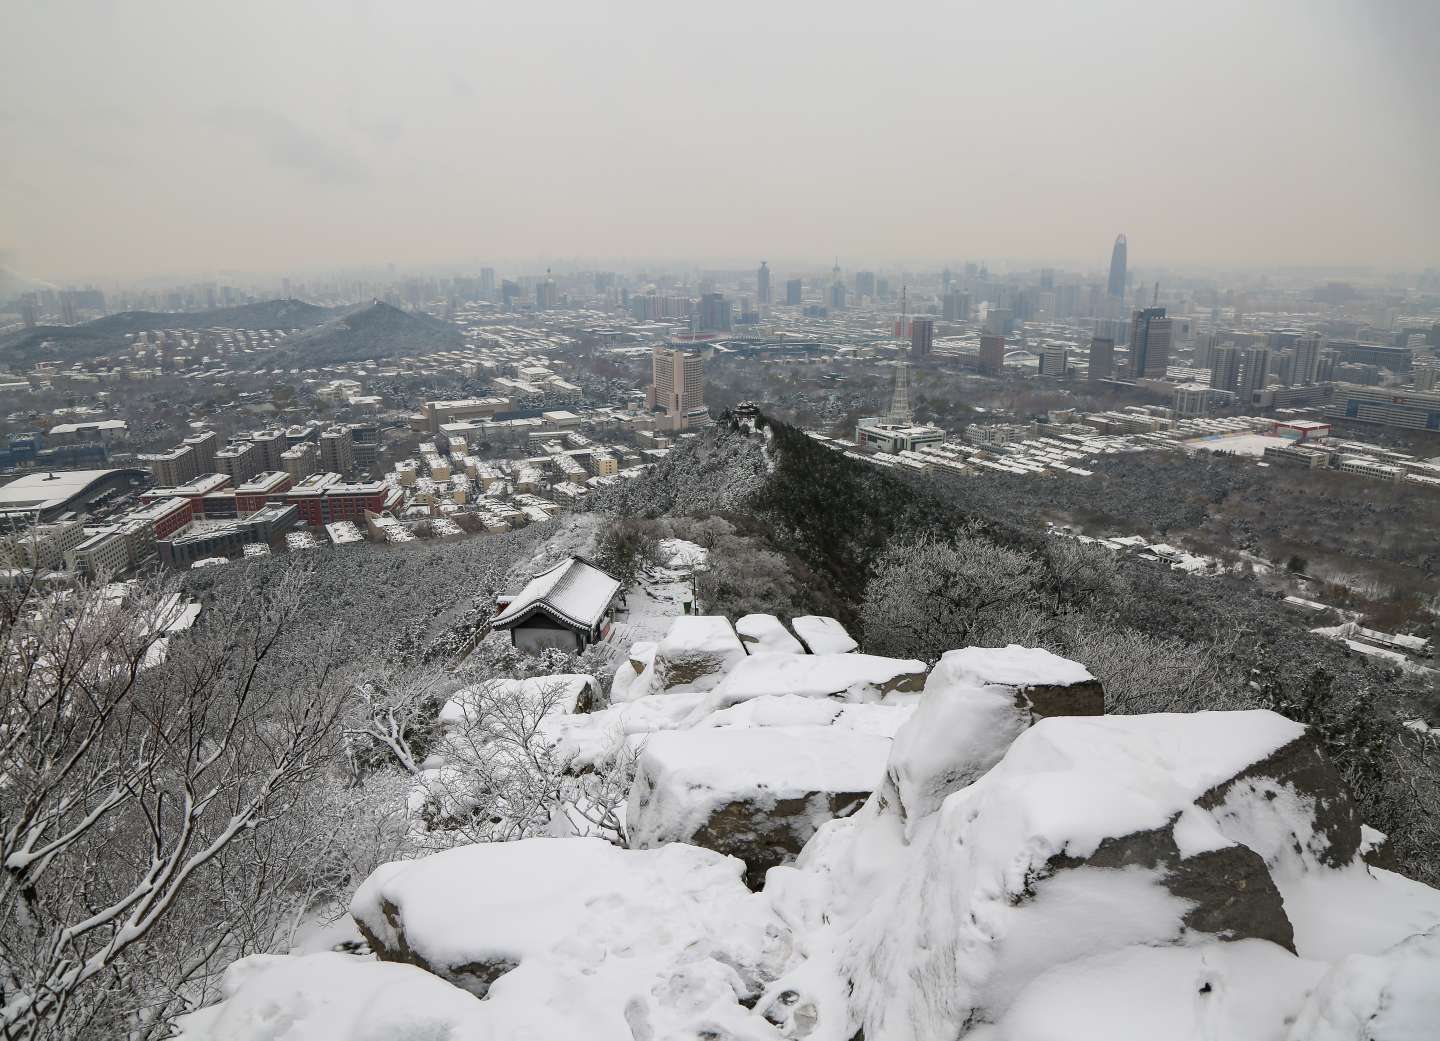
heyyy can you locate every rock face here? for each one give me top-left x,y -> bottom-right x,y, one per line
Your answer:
627,726 -> 891,888
648,615 -> 748,694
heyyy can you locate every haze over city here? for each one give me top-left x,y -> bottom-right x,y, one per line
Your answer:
3,0 -> 1439,281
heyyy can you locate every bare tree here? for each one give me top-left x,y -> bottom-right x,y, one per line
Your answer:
0,571 -> 352,1040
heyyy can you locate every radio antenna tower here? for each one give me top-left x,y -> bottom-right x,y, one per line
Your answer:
887,284 -> 914,425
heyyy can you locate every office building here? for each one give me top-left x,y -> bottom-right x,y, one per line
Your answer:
979,333 -> 1005,376
1040,344 -> 1068,379
756,262 -> 771,306
1239,347 -> 1271,401
1293,336 -> 1323,385
943,291 -> 968,322
1107,234 -> 1127,300
785,278 -> 802,306
828,280 -> 846,311
855,271 -> 877,299
1129,307 -> 1173,379
911,318 -> 934,360
1088,336 -> 1115,383
1321,384 -> 1440,432
536,277 -> 559,310
1209,345 -> 1241,393
697,292 -> 732,332
649,346 -> 706,423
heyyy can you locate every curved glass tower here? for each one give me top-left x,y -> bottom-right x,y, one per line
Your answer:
1107,234 -> 1127,299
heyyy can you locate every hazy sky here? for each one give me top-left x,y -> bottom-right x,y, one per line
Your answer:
3,0 -> 1437,282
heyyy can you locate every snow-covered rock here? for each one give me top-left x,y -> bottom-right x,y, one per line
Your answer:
735,612 -> 806,654
351,837 -> 785,1037
758,709 -> 1369,1040
882,646 -> 1102,833
791,615 -> 858,654
686,652 -> 927,721
1288,925 -> 1440,1040
648,615 -> 748,694
609,640 -> 657,704
439,673 -> 598,729
170,952 -> 488,1041
628,725 -> 892,887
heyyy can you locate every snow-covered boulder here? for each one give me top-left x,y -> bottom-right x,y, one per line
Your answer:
171,952 -> 488,1041
758,709 -> 1373,1039
609,640 -> 657,704
628,725 -> 891,887
649,615 -> 747,693
1288,926 -> 1440,1040
687,652 -> 927,721
439,673 -> 598,730
351,837 -> 785,1037
697,695 -> 915,738
735,612 -> 806,654
882,646 -> 1102,832
792,615 -> 858,654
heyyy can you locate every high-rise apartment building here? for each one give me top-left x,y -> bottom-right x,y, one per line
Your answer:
756,262 -> 771,306
1088,336 -> 1115,383
649,347 -> 705,422
785,279 -> 802,306
910,318 -> 934,360
1293,335 -> 1323,385
1239,347 -> 1272,401
979,333 -> 1005,376
319,426 -> 355,477
1209,344 -> 1241,393
1129,307 -> 1173,379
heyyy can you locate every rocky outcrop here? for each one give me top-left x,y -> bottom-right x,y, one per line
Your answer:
648,615 -> 748,693
627,726 -> 891,889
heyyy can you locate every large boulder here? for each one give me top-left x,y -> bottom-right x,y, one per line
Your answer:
882,646 -> 1101,834
791,616 -> 858,654
627,725 -> 892,888
736,612 -> 806,654
648,615 -> 748,694
1287,925 -> 1440,1040
758,709 -> 1375,1039
685,651 -> 927,721
351,837 -> 784,1038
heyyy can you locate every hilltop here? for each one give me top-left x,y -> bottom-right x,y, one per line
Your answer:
264,300 -> 464,368
0,298 -> 333,366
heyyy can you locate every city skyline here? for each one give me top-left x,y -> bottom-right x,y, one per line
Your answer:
3,0 -> 1438,282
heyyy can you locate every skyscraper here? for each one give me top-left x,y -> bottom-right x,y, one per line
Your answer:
1088,336 -> 1115,383
855,271 -> 877,299
1209,344 -> 1241,393
1239,347 -> 1271,401
942,291 -> 967,322
979,333 -> 1005,376
1108,234 -> 1127,300
1129,307 -> 1172,379
1293,335 -> 1323,385
697,293 -> 732,332
911,317 -> 934,359
785,278 -> 802,306
829,281 -> 846,311
756,262 -> 771,306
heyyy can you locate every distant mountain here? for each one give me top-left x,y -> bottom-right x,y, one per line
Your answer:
0,298 -> 334,368
265,301 -> 464,368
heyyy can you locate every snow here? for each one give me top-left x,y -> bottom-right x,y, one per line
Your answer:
1288,926 -> 1440,1041
972,940 -> 1326,1041
627,725 -> 892,851
349,837 -> 783,1038
493,556 -> 620,630
734,612 -> 805,654
1274,862 -> 1440,960
170,952 -> 488,1041
791,615 -> 858,654
934,644 -> 1095,690
686,651 -> 927,718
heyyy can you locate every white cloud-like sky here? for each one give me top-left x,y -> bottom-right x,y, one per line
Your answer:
2,0 -> 1436,281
